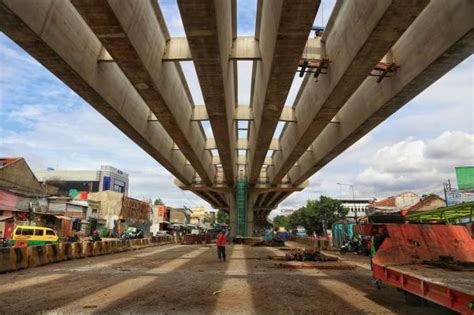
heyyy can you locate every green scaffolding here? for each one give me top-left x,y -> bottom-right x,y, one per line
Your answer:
405,201 -> 474,224
235,177 -> 248,236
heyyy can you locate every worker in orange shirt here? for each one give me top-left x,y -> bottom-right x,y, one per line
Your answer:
216,229 -> 227,262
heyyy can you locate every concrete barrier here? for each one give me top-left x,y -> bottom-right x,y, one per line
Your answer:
60,243 -> 73,260
0,248 -> 12,273
71,242 -> 84,259
46,244 -> 64,263
92,241 -> 104,256
83,242 -> 94,257
116,240 -> 126,252
102,241 -> 112,254
109,240 -> 118,253
28,245 -> 49,267
0,247 -> 28,273
1,237 -> 162,273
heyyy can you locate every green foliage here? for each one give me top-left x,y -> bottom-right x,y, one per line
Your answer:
272,215 -> 291,229
153,198 -> 164,205
216,210 -> 230,224
284,196 -> 347,234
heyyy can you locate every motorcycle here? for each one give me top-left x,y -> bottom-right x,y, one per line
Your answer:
88,230 -> 101,242
0,238 -> 9,248
339,236 -> 361,255
66,235 -> 80,243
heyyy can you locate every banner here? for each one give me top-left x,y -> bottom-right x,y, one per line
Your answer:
446,189 -> 474,206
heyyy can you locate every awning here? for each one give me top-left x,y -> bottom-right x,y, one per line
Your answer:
0,215 -> 14,222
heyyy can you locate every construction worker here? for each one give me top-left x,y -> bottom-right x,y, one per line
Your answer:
216,229 -> 227,262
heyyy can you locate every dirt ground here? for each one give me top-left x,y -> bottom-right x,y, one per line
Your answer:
0,243 -> 454,314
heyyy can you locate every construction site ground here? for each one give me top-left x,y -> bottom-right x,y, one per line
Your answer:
0,243 -> 453,314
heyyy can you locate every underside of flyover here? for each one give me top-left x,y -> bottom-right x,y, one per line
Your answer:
1,0 -> 472,235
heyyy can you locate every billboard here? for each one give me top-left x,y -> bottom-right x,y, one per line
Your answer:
281,209 -> 296,216
446,189 -> 474,206
456,166 -> 474,190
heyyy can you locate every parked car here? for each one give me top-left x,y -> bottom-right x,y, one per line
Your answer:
9,226 -> 59,247
155,230 -> 170,237
295,226 -> 307,237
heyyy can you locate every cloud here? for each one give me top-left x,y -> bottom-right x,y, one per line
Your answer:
276,131 -> 474,214
356,131 -> 474,192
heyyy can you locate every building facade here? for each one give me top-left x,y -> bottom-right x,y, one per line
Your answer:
335,198 -> 374,220
0,158 -> 58,238
34,165 -> 129,196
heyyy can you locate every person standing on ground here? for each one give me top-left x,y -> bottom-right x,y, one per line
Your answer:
216,229 -> 227,262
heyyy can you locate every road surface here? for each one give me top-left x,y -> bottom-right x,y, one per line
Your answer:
0,243 -> 452,314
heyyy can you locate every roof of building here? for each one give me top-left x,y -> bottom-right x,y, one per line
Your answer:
0,158 -> 21,168
66,200 -> 89,207
371,196 -> 397,208
0,215 -> 14,222
0,157 -> 58,196
405,194 -> 445,212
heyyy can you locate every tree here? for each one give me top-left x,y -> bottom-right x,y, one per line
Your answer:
216,210 -> 229,224
286,196 -> 347,235
154,198 -> 164,205
272,215 -> 291,229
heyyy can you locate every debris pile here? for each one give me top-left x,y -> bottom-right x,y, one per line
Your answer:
284,248 -> 338,262
275,263 -> 356,270
252,238 -> 285,247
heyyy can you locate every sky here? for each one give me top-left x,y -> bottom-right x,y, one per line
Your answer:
0,0 -> 473,214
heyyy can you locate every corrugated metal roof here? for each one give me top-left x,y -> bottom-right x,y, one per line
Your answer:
0,215 -> 14,221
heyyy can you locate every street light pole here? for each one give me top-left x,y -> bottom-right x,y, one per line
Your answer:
337,183 -> 357,221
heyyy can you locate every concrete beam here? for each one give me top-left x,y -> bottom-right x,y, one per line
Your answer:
270,0 -> 430,185
162,36 -> 322,62
279,107 -> 296,122
190,105 -> 295,122
163,37 -> 192,61
207,155 -> 272,167
235,106 -> 253,121
192,190 -> 224,209
290,0 -> 474,186
72,0 -> 215,186
178,0 -> 236,185
191,106 -> 209,121
0,0 -> 194,185
247,0 -> 319,184
230,37 -> 261,60
205,138 -> 281,151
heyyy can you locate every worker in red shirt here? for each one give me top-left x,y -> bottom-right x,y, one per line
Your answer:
216,229 -> 227,262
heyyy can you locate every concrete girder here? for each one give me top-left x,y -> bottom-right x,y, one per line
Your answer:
71,0 -> 215,186
189,105 -> 296,122
161,36 -> 322,62
266,191 -> 285,209
0,0 -> 194,185
290,0 -> 474,186
163,36 -> 261,61
269,0 -> 430,186
210,156 -> 273,166
178,0 -> 236,186
192,191 -> 224,209
247,0 -> 320,184
203,138 -> 280,151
